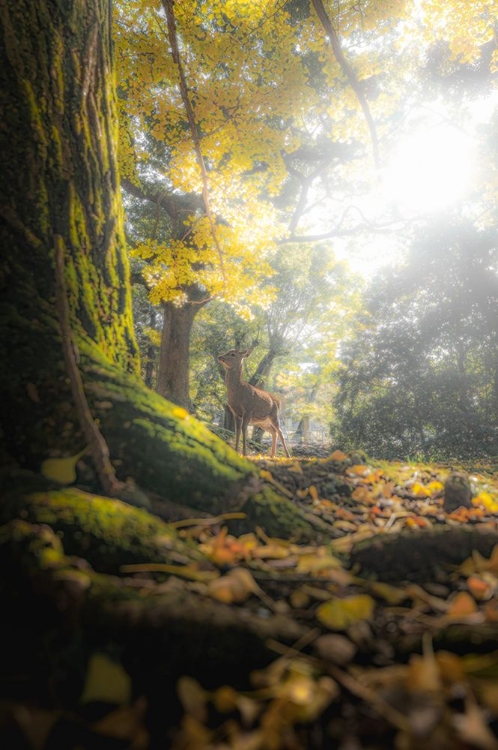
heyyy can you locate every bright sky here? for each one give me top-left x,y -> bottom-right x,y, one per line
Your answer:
381,124 -> 475,215
329,93 -> 498,277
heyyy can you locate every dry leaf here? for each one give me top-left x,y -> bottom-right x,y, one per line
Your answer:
329,450 -> 348,461
80,653 -> 132,705
446,591 -> 478,618
177,676 -> 208,723
317,595 -> 375,631
207,568 -> 257,604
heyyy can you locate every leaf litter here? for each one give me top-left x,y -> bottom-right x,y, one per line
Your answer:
4,451 -> 498,749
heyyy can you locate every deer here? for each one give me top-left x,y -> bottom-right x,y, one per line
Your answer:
218,347 -> 291,458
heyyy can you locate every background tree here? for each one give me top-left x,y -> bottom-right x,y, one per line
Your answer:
334,219 -> 498,459
188,243 -> 360,445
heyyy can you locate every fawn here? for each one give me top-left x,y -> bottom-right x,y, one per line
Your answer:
218,347 -> 291,458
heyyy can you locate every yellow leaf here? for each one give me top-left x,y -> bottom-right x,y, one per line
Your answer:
473,491 -> 498,513
40,446 -> 88,485
412,481 -> 431,497
172,406 -> 189,420
296,553 -> 342,574
177,677 -> 207,723
309,485 -> 319,501
287,461 -> 303,473
80,653 -> 132,705
207,567 -> 257,604
427,480 -> 444,493
369,582 -> 408,605
407,651 -> 441,693
316,594 -> 375,630
351,486 -> 376,504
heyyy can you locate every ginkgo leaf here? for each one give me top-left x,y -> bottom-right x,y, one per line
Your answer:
177,677 -> 207,723
316,594 -> 375,630
207,567 -> 257,604
80,653 -> 132,705
473,492 -> 498,514
40,446 -> 88,485
329,450 -> 348,461
412,481 -> 431,497
446,591 -> 478,617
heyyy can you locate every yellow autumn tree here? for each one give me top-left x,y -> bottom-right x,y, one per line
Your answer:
115,0 -> 497,408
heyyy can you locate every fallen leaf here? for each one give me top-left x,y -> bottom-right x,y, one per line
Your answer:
446,591 -> 478,617
40,446 -> 88,484
329,450 -> 348,461
316,595 -> 375,630
454,695 -> 498,749
207,567 -> 258,604
80,653 -> 132,705
468,575 -> 494,601
177,676 -> 208,723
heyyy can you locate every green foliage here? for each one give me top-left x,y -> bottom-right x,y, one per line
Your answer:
334,218 -> 498,459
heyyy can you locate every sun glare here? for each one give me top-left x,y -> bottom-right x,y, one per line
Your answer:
382,125 -> 475,214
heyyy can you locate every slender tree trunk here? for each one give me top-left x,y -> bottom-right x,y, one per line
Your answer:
144,308 -> 158,388
156,301 -> 198,409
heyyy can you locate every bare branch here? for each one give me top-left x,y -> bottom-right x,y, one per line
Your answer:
310,0 -> 380,168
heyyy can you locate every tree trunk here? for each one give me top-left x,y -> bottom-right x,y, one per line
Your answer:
156,301 -> 198,409
0,0 -> 318,541
0,0 -> 138,466
144,308 -> 158,388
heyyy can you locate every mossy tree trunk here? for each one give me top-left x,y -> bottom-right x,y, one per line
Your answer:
0,0 -> 317,541
0,0 -> 138,465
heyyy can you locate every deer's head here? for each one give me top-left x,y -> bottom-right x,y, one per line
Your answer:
217,348 -> 253,370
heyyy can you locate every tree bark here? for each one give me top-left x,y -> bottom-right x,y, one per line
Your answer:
156,301 -> 198,409
144,309 -> 158,388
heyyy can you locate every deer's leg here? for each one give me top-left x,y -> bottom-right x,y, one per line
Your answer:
273,416 -> 291,458
241,413 -> 251,455
277,428 -> 291,458
266,425 -> 278,458
233,413 -> 242,453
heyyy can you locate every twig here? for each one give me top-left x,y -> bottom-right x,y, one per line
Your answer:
161,0 -> 227,288
310,0 -> 380,168
54,235 -> 125,496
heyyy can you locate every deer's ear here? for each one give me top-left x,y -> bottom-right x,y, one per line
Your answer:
241,347 -> 253,358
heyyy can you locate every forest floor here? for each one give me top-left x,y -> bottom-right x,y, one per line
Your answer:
3,449 -> 498,750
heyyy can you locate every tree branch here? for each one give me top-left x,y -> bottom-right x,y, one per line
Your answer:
310,0 -> 380,168
161,0 -> 227,286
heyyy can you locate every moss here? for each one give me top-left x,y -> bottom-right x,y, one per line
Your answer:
235,486 -> 315,541
0,519 -> 65,570
0,487 -> 203,575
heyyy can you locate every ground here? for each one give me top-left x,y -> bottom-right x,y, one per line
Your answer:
2,448 -> 498,750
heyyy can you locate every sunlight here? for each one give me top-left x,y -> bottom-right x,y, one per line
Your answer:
382,124 -> 475,214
